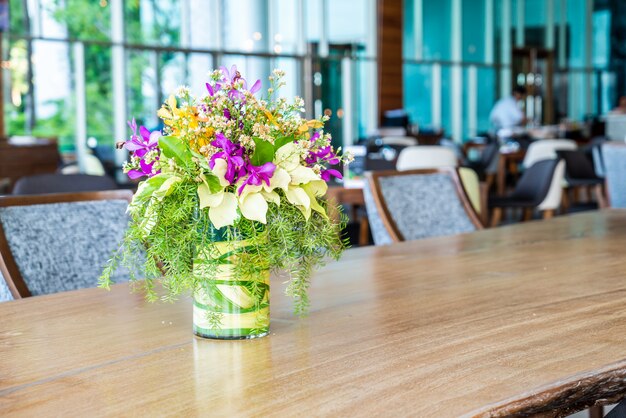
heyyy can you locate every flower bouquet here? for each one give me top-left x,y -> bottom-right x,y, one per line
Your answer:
100,67 -> 350,339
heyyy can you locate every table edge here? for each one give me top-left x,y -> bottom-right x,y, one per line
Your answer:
465,358 -> 626,417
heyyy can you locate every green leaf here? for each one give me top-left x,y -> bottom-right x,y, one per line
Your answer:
191,150 -> 210,170
128,173 -> 171,215
159,135 -> 192,166
274,135 -> 295,151
250,137 -> 275,165
203,173 -> 222,193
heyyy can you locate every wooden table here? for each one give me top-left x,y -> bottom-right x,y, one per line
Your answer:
2,210 -> 626,416
326,186 -> 369,246
496,149 -> 526,195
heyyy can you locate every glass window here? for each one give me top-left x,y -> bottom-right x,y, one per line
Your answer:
567,0 -> 586,69
188,0 -> 221,50
32,39 -> 74,151
477,67 -> 496,133
84,43 -> 114,148
462,0 -> 485,63
127,50 -> 159,130
270,0 -> 300,54
592,10 -> 610,69
223,0 -> 269,53
187,53 -> 214,96
403,63 -> 432,129
52,0 -> 111,41
423,0 -> 451,61
441,65 -> 452,135
126,0 -> 181,46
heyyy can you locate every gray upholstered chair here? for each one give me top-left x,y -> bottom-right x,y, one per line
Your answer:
0,190 -> 134,301
363,168 -> 483,245
602,143 -> 626,208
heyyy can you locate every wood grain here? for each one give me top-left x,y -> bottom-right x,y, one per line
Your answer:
377,0 -> 404,123
1,210 -> 626,416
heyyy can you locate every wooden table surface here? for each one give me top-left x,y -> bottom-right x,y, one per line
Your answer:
2,210 -> 626,417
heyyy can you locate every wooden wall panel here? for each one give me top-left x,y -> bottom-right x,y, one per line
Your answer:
377,0 -> 404,124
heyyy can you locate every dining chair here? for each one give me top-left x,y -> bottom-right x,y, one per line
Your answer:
380,136 -> 418,147
555,149 -> 607,209
0,190 -> 134,301
522,139 -> 577,169
396,145 -> 458,171
363,168 -> 483,245
395,146 -> 485,223
489,159 -> 562,226
12,173 -> 118,195
602,143 -> 626,208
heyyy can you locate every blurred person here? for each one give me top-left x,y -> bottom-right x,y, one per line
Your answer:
489,86 -> 528,131
610,96 -> 626,114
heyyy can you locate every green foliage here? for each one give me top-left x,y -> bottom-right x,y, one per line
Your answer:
159,135 -> 193,167
250,137 -> 275,165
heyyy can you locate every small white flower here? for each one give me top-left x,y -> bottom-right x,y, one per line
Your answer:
176,85 -> 190,97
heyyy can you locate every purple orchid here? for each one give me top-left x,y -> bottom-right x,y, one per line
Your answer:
237,162 -> 276,195
305,133 -> 343,181
209,133 -> 246,184
219,65 -> 262,99
128,159 -> 158,180
124,119 -> 160,158
320,168 -> 342,181
124,119 -> 161,179
205,82 -> 222,97
223,108 -> 231,120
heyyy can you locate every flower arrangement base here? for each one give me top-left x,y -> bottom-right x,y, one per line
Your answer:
192,240 -> 270,340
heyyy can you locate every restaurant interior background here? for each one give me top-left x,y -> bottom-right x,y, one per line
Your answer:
3,0 -> 623,171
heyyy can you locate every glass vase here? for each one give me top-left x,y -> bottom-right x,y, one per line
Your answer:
192,236 -> 270,340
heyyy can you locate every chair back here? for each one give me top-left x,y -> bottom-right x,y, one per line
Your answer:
523,139 -> 577,168
511,159 -> 560,206
555,150 -> 599,181
12,174 -> 118,195
396,146 -> 458,171
380,136 -> 418,147
0,190 -> 134,301
363,168 -> 482,245
458,167 -> 482,214
602,143 -> 626,208
537,160 -> 566,211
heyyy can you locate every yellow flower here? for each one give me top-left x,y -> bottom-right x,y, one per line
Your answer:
297,119 -> 324,133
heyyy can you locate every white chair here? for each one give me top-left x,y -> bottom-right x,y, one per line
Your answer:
396,146 -> 458,171
380,136 -> 418,147
537,160 -> 566,215
522,139 -> 577,169
522,140 -> 574,217
375,127 -> 406,137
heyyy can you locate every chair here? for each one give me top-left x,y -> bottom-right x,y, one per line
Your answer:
556,150 -> 607,209
602,143 -> 626,208
489,159 -> 562,226
0,190 -> 134,301
521,139 -> 575,214
363,168 -> 483,245
395,146 -> 485,222
60,153 -> 107,176
522,139 -> 577,169
12,173 -> 118,195
458,167 -> 488,224
380,136 -> 418,147
396,146 -> 458,171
